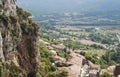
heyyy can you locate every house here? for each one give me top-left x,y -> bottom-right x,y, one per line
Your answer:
88,61 -> 100,70
80,64 -> 89,77
88,61 -> 100,77
89,69 -> 99,77
81,60 -> 100,77
107,65 -> 115,76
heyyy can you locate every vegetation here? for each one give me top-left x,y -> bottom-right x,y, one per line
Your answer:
40,25 -> 120,70
0,62 -> 27,77
90,44 -> 104,49
102,47 -> 120,65
80,51 -> 108,68
17,7 -> 31,19
0,6 -> 39,77
38,44 -> 68,77
16,7 -> 39,35
89,33 -> 117,44
101,72 -> 111,77
56,49 -> 71,61
1,5 -> 120,76
80,46 -> 120,69
55,62 -> 72,67
0,7 -> 35,36
0,14 -> 10,26
46,70 -> 68,77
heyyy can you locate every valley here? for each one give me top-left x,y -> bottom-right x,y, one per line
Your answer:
1,0 -> 120,77
39,25 -> 120,77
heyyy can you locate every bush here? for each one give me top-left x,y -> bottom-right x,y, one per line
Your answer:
17,7 -> 31,19
56,50 -> 71,61
0,14 -> 10,27
55,62 -> 72,67
80,52 -> 108,69
101,72 -> 111,77
9,16 -> 18,23
39,44 -> 68,77
90,44 -> 104,49
46,70 -> 68,77
0,62 -> 27,77
80,51 -> 85,56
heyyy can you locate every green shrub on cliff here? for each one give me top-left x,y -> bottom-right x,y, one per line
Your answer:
17,7 -> 31,19
101,72 -> 111,77
38,44 -> 68,77
0,63 -> 27,77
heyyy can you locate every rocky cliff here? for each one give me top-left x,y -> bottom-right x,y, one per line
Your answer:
0,0 -> 40,77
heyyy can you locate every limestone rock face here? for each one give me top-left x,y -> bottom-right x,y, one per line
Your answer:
0,0 -> 40,77
0,0 -> 16,16
0,31 -> 4,62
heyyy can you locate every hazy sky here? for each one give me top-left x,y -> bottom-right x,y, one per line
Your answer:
17,0 -> 120,15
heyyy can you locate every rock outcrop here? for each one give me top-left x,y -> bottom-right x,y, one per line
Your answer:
0,0 -> 40,77
0,0 -> 16,16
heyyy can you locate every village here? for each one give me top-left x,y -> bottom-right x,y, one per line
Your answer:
39,37 -> 120,77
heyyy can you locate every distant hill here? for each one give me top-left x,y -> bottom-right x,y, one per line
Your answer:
17,0 -> 120,15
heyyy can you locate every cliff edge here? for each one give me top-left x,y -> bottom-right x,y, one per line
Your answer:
0,0 -> 40,77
